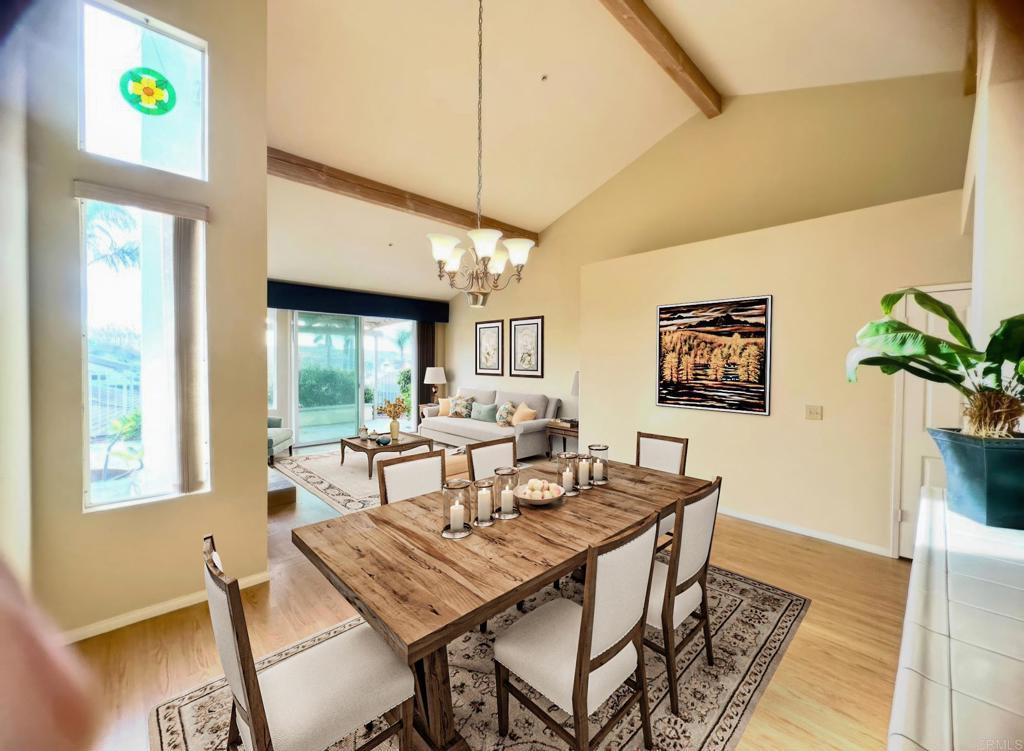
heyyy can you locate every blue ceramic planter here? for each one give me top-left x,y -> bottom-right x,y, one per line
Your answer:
929,428 -> 1024,530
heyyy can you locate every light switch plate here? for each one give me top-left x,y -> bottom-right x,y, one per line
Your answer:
805,405 -> 823,420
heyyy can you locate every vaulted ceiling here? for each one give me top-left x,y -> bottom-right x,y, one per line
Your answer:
267,0 -> 970,301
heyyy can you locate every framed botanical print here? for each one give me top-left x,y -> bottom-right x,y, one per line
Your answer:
510,316 -> 544,378
475,320 -> 504,376
657,295 -> 772,415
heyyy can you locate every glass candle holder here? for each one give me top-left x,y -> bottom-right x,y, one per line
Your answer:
442,479 -> 472,539
556,452 -> 579,497
493,467 -> 521,519
589,444 -> 609,485
472,479 -> 496,527
577,453 -> 593,490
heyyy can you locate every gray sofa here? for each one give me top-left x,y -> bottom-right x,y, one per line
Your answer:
419,387 -> 560,459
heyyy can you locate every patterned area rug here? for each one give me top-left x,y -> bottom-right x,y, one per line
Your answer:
150,565 -> 808,751
273,447 -> 465,516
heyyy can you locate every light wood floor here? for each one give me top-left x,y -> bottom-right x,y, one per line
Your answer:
76,478 -> 910,751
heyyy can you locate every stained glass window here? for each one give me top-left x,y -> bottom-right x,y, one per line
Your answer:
81,1 -> 206,180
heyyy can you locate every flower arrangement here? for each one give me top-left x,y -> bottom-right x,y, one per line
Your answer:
377,397 -> 409,420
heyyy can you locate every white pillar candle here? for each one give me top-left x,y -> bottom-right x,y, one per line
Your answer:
450,503 -> 465,531
501,488 -> 515,514
562,469 -> 574,490
477,489 -> 492,522
578,459 -> 590,485
594,460 -> 605,481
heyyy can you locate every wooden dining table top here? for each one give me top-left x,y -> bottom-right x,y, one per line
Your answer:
292,459 -> 710,665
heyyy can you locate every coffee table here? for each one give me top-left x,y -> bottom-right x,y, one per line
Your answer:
339,433 -> 435,478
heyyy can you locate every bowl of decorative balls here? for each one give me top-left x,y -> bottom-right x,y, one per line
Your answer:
514,477 -> 566,506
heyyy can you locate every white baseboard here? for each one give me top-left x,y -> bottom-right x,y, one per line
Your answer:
63,570 -> 271,644
718,506 -> 893,558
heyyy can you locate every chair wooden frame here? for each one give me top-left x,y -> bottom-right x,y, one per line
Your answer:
494,515 -> 659,751
635,432 -> 689,475
377,449 -> 446,505
641,477 -> 722,716
203,536 -> 414,751
466,436 -> 518,481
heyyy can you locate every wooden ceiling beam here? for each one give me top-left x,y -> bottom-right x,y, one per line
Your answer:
267,148 -> 539,244
599,0 -> 722,118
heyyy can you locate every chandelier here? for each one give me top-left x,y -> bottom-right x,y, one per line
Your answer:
426,0 -> 534,308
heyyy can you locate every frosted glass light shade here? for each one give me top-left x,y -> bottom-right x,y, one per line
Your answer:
443,246 -> 466,272
427,233 -> 460,262
504,238 -> 534,266
489,247 -> 509,275
468,228 -> 502,259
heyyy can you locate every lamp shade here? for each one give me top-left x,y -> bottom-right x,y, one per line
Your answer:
504,237 -> 534,266
443,246 -> 466,272
424,367 -> 447,385
468,228 -> 502,259
489,247 -> 509,275
427,233 -> 460,263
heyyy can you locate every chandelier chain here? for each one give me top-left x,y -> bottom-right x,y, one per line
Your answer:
476,0 -> 483,229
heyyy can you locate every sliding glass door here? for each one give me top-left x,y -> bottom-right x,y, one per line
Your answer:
295,312 -> 360,445
290,312 -> 419,446
363,317 -> 417,433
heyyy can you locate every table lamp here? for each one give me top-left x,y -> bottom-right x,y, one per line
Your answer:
424,367 -> 447,402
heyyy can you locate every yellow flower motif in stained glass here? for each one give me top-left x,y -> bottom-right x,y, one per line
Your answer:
119,66 -> 177,116
128,76 -> 167,108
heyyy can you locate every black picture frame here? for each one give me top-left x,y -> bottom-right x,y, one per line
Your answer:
656,295 -> 772,415
475,319 -> 504,376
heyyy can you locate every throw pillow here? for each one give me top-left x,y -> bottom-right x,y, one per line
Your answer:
471,402 -> 498,422
437,398 -> 452,417
450,396 -> 474,418
495,401 -> 516,427
510,402 -> 537,426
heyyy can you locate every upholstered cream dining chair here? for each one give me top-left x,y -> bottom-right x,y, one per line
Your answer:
635,431 -> 690,536
203,535 -> 415,751
377,449 -> 446,505
493,515 -> 660,751
466,436 -> 517,480
642,477 -> 722,716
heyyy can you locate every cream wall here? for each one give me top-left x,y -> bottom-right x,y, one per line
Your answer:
447,73 -> 974,423
580,191 -> 971,553
966,3 -> 1024,338
0,29 -> 31,584
26,0 -> 268,634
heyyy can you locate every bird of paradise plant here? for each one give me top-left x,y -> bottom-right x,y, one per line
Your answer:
847,288 -> 1024,438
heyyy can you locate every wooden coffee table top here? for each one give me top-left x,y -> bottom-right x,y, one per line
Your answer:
341,432 -> 430,452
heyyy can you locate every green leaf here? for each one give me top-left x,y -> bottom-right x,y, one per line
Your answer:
1018,358 -> 1024,378
880,288 -> 974,349
845,347 -> 968,393
855,319 -> 981,367
985,315 -> 1024,367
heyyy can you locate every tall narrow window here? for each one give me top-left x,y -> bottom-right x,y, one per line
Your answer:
82,197 -> 209,507
81,0 -> 207,179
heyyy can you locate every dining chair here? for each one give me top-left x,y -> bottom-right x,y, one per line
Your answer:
635,431 -> 689,536
378,449 -> 446,505
642,477 -> 722,716
493,514 -> 659,751
466,436 -> 517,480
202,535 -> 415,751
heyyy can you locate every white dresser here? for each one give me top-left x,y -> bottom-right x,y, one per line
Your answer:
889,487 -> 1024,750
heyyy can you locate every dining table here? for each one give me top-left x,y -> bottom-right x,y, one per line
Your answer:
292,458 -> 711,751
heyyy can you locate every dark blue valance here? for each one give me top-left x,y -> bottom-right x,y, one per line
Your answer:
267,280 -> 449,324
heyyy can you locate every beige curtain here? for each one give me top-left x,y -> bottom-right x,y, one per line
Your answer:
173,217 -> 209,493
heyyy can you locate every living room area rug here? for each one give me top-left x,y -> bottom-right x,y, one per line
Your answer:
150,566 -> 809,751
272,446 -> 467,516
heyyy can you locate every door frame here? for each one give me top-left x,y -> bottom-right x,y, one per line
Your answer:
887,281 -> 971,558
